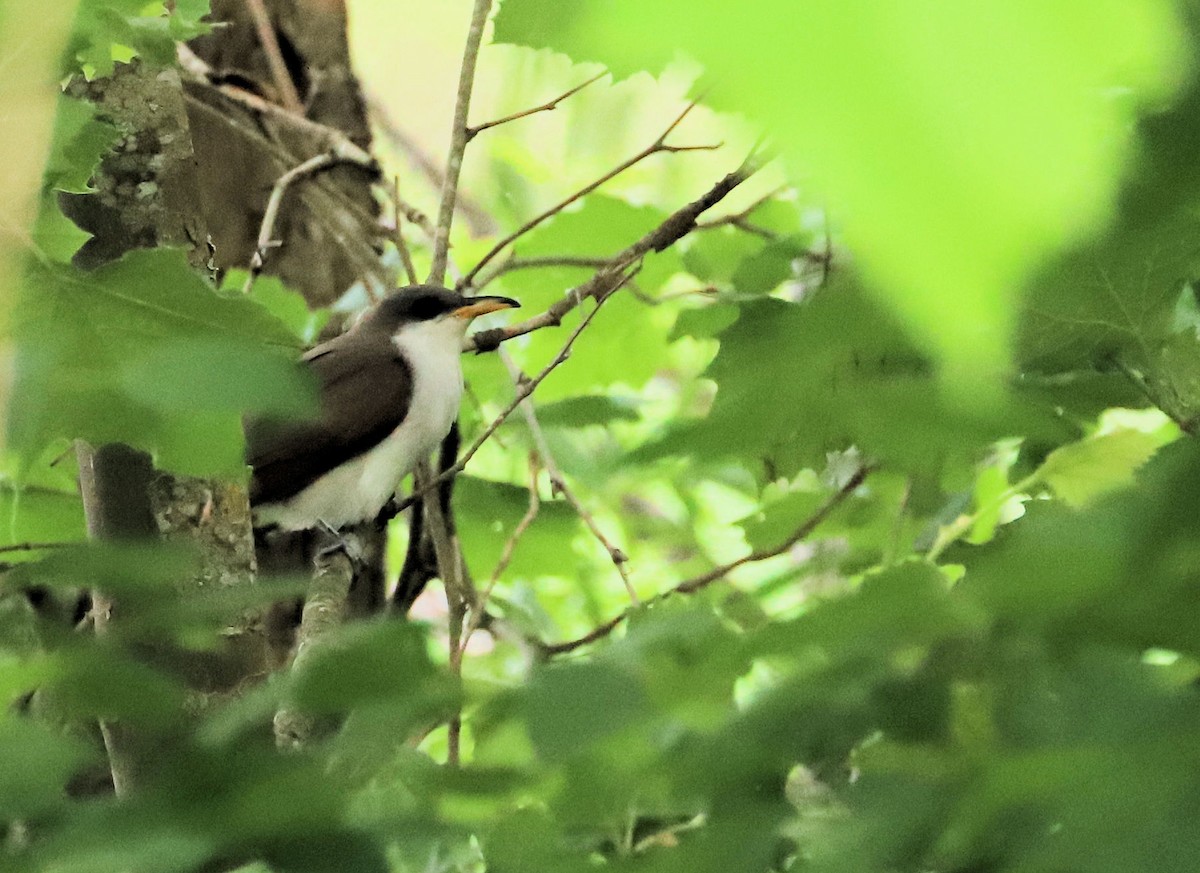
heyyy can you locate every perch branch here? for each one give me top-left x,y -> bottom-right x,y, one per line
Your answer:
539,465 -> 874,655
429,0 -> 493,285
243,0 -> 304,113
502,350 -> 637,604
466,72 -> 605,141
273,547 -> 354,749
457,98 -> 717,290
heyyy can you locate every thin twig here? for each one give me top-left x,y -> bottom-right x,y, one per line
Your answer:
458,454 -> 541,658
466,72 -> 605,141
414,458 -> 473,768
391,175 -> 419,285
464,163 -> 755,354
0,541 -> 77,555
429,0 -> 493,285
693,184 -> 787,239
458,99 -> 718,291
178,45 -> 376,165
242,148 -> 374,294
243,0 -> 304,114
502,350 -> 638,604
471,255 -> 614,290
396,269 -> 632,515
539,465 -> 874,656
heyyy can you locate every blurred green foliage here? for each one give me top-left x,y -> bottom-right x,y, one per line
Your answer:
4,1 -> 1200,871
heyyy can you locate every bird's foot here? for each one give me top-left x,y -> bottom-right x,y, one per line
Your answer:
313,523 -> 367,573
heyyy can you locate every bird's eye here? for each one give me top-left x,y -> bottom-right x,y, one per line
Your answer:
410,296 -> 445,320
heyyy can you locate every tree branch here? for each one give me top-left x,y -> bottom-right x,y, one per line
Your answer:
539,465 -> 874,656
693,184 -> 787,240
502,350 -> 637,604
464,163 -> 754,354
457,99 -> 717,291
472,255 -> 614,289
0,541 -> 77,555
429,0 -> 493,285
243,0 -> 304,114
466,72 -> 605,141
273,546 -> 354,750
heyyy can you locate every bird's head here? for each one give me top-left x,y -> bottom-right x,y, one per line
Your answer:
361,285 -> 520,342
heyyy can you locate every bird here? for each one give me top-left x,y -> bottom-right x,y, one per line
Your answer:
245,285 -> 519,532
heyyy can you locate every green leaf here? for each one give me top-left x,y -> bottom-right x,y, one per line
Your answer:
289,620 -> 452,716
535,395 -> 640,428
454,476 -> 581,584
31,193 -> 93,262
42,95 -> 120,195
682,227 -> 766,286
495,0 -> 1188,401
506,195 -> 683,304
0,487 -> 85,552
10,249 -> 308,476
731,234 -> 813,295
1036,424 -> 1175,508
517,291 -> 676,402
0,717 -> 92,819
670,301 -> 739,340
645,278 -> 1064,476
525,660 -> 650,761
68,1 -> 186,76
228,272 -> 331,345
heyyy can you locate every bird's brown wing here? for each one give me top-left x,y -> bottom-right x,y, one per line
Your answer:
245,331 -> 414,506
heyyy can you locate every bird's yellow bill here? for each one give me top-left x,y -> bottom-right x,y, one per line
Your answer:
452,296 -> 520,319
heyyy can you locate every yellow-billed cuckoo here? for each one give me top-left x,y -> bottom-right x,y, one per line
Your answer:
246,285 -> 518,531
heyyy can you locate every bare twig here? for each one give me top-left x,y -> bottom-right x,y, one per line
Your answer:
0,541 -> 77,555
397,269 -> 632,515
502,350 -> 637,604
457,99 -> 718,291
391,176 -> 419,285
464,163 -> 754,354
693,184 -> 786,240
429,0 -> 493,285
472,255 -> 614,290
243,0 -> 304,114
539,465 -> 874,656
466,72 -> 605,141
458,454 -> 541,658
178,45 -> 376,165
416,457 -> 474,768
242,147 -> 376,294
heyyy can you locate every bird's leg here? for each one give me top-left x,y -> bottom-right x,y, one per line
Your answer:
313,520 -> 367,572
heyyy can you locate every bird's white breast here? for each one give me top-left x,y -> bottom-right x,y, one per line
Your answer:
265,318 -> 465,531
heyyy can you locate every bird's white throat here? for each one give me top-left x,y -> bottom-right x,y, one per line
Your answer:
260,316 -> 467,531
